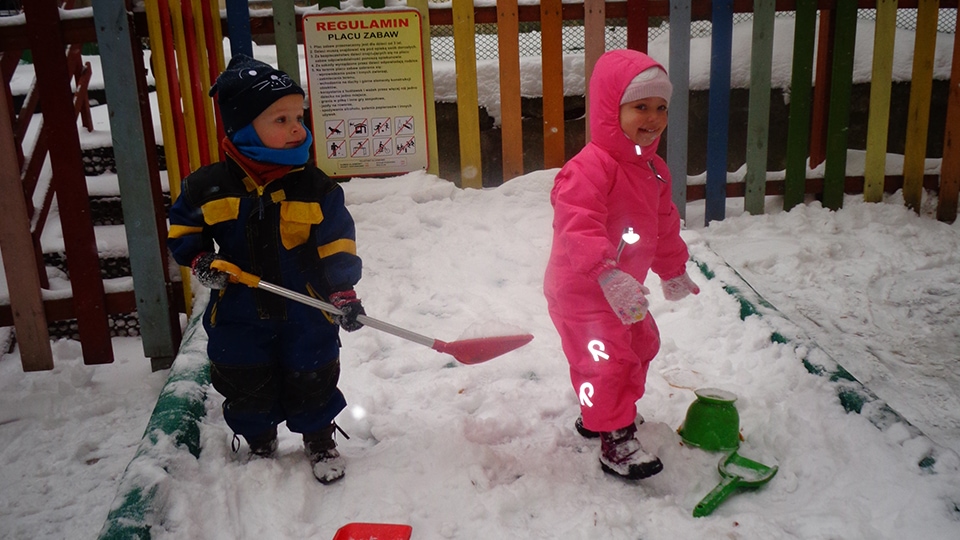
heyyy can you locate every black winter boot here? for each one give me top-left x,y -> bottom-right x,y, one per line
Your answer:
599,422 -> 662,480
575,416 -> 600,439
246,425 -> 278,458
304,423 -> 346,484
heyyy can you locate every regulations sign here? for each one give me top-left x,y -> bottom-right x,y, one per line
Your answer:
303,9 -> 430,177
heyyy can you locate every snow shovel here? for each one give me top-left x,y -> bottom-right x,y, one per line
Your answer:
692,451 -> 778,517
210,260 -> 534,365
332,522 -> 412,540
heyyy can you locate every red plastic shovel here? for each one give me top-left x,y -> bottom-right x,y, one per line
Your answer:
332,522 -> 412,540
211,260 -> 534,365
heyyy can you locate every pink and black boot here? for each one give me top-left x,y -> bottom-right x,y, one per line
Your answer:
599,422 -> 663,480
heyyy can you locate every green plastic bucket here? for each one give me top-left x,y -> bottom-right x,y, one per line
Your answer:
678,388 -> 741,451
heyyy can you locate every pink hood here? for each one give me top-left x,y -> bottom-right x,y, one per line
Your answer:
589,50 -> 666,163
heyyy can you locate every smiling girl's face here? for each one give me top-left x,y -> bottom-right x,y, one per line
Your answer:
619,96 -> 668,148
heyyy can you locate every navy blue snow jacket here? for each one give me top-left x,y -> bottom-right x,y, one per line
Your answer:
167,154 -> 361,437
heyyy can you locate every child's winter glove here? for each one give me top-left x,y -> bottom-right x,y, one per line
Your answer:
191,252 -> 230,289
598,268 -> 650,324
329,289 -> 365,332
661,272 -> 700,301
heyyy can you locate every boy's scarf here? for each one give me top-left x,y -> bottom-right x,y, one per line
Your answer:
231,123 -> 314,166
222,137 -> 294,187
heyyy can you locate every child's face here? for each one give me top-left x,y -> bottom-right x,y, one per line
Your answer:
252,94 -> 307,149
619,97 -> 668,148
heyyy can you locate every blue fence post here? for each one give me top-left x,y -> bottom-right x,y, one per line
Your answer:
705,0 -> 733,224
225,0 -> 253,57
667,0 -> 691,221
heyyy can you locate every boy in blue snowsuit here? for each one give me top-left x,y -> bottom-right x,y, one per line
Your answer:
167,55 -> 363,484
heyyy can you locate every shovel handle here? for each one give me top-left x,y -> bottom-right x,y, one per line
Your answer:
211,260 -> 261,289
209,259 -> 437,349
693,475 -> 740,518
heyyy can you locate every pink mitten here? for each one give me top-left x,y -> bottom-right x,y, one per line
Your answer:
598,268 -> 650,324
661,272 -> 700,301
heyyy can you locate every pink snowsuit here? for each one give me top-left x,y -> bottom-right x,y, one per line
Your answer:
544,50 -> 690,433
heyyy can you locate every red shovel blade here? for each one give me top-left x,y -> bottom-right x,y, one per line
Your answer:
332,522 -> 412,540
433,334 -> 534,365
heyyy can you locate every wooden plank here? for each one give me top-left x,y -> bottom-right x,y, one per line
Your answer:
902,0 -> 940,212
145,0 -> 194,317
667,0 -> 691,219
822,0 -> 858,211
541,0 -> 565,169
452,0 -> 482,188
157,0 -> 192,182
583,0 -> 606,143
744,0 -> 775,215
92,0 -> 179,366
626,0 -> 649,53
497,0 -> 524,180
408,0 -> 439,176
809,8 -> 835,169
273,0 -> 300,86
705,0 -> 733,224
23,0 -> 113,365
181,0 -> 211,166
224,0 -> 254,57
938,13 -> 960,223
204,0 -> 227,151
169,0 -> 202,172
0,63 -> 53,372
784,0 -> 817,211
863,0 -> 898,203
190,0 -> 219,162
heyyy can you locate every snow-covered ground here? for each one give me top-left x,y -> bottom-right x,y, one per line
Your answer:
2,172 -> 959,539
2,4 -> 960,539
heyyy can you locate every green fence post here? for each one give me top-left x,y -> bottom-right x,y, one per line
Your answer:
744,0 -> 775,215
784,0 -> 817,211
822,0 -> 858,211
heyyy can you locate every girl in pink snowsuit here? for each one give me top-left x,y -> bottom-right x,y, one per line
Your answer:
544,50 -> 700,480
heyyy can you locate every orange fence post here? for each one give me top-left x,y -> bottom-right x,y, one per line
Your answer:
497,0 -> 523,181
938,17 -> 960,223
540,0 -> 564,169
583,0 -> 605,144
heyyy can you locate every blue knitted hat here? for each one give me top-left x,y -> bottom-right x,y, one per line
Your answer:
210,54 -> 305,138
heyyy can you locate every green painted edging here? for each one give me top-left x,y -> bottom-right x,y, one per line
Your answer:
691,251 -> 938,471
97,307 -> 211,540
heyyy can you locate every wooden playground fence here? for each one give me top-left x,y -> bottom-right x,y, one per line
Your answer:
236,1 -> 960,224
1,0 -> 959,372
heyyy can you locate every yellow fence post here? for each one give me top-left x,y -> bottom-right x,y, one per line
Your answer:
145,0 -> 194,315
452,0 -> 482,188
902,0 -> 939,212
407,0 -> 440,176
169,0 -> 202,172
863,0 -> 898,203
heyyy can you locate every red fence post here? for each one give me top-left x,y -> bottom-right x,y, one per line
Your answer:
23,0 -> 114,364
